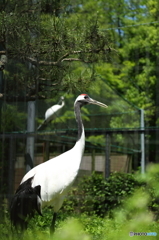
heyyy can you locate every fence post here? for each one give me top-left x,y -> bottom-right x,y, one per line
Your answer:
8,136 -> 15,202
26,101 -> 35,172
140,109 -> 145,173
105,133 -> 111,178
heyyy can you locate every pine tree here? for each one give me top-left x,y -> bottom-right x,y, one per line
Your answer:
0,0 -> 113,101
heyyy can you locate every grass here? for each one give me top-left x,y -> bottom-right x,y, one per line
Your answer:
1,212 -> 159,240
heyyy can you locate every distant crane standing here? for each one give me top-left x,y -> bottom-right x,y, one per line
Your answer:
10,94 -> 108,234
37,96 -> 65,130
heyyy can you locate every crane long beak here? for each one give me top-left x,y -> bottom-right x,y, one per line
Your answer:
89,98 -> 108,108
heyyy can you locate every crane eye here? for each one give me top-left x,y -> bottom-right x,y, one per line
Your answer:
84,95 -> 89,99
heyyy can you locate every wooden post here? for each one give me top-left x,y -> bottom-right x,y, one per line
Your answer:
105,133 -> 111,178
43,141 -> 50,162
26,101 -> 35,172
91,149 -> 95,173
8,136 -> 15,201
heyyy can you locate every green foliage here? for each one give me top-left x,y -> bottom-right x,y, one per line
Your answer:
2,165 -> 159,239
1,104 -> 26,132
53,218 -> 91,240
61,168 -> 159,220
87,135 -> 105,146
0,0 -> 112,101
61,172 -> 140,217
136,163 -> 159,218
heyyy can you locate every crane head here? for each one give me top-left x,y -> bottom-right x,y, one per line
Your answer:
60,96 -> 64,100
75,94 -> 108,108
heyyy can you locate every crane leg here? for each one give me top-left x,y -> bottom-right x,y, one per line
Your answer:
50,212 -> 57,235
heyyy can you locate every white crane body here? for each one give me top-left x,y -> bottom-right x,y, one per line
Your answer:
45,104 -> 64,123
21,129 -> 85,210
37,96 -> 65,130
10,94 -> 107,234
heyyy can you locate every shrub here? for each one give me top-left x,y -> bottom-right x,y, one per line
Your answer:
1,165 -> 159,240
61,172 -> 140,217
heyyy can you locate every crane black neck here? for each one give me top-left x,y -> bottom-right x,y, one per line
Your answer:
74,101 -> 85,142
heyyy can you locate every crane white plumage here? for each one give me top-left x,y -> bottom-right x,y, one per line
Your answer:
10,94 -> 107,234
37,96 -> 65,130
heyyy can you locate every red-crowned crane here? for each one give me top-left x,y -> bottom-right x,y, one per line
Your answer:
37,96 -> 65,130
10,94 -> 107,234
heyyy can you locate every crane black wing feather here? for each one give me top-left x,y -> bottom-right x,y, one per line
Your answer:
10,176 -> 42,230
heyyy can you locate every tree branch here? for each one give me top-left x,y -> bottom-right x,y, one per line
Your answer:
26,57 -> 58,66
0,47 -> 116,67
0,93 -> 46,102
61,58 -> 81,62
0,51 -> 6,55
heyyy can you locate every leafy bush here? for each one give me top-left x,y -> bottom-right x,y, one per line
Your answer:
61,172 -> 141,217
1,165 -> 159,240
137,164 -> 159,219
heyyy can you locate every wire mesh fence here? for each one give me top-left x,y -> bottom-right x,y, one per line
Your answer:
0,1 -> 159,220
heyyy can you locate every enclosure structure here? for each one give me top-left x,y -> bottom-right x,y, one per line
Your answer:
0,76 -> 158,207
7,130 -> 134,192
